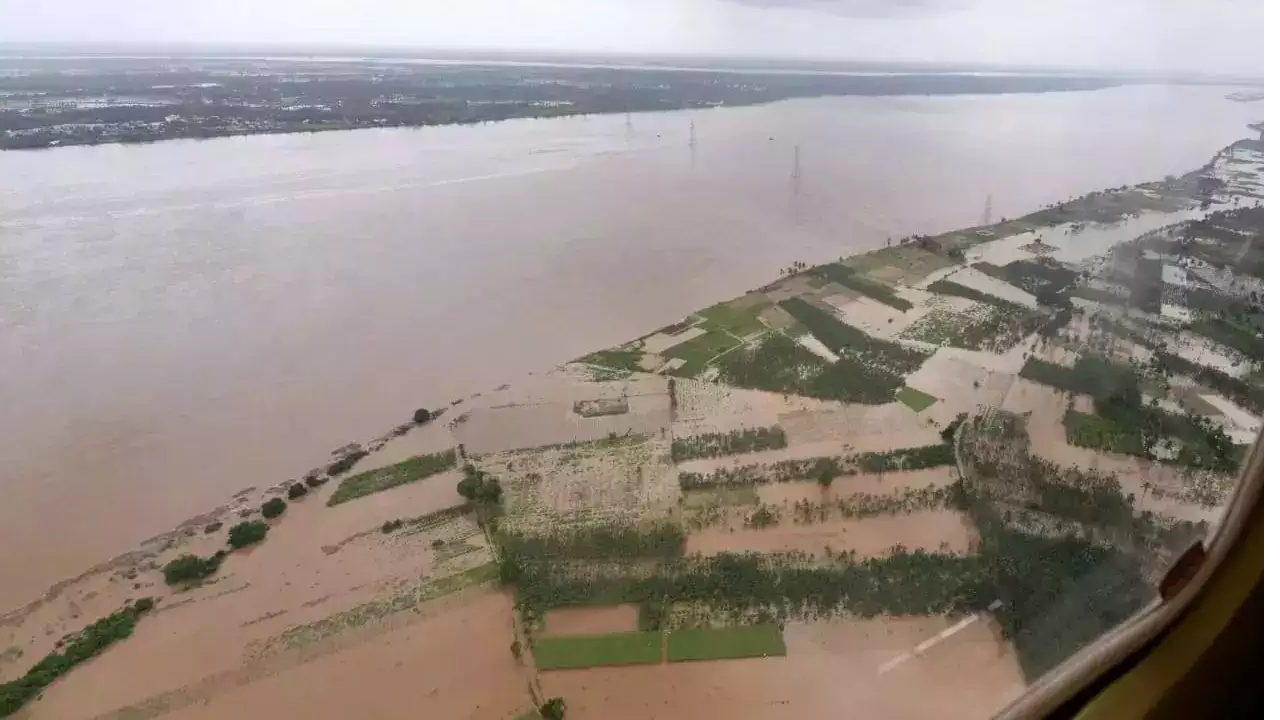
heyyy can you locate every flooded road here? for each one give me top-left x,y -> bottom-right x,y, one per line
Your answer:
0,83 -> 1259,610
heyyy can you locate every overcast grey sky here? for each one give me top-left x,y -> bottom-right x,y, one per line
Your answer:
0,0 -> 1262,75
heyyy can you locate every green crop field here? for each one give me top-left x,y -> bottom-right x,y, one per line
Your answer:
897,386 -> 937,412
666,625 -> 787,662
532,631 -> 663,670
327,449 -> 458,506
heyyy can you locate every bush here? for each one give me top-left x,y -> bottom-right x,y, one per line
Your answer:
381,519 -> 404,534
261,497 -> 287,519
540,697 -> 567,720
162,554 -> 222,586
287,483 -> 308,500
203,522 -> 223,534
456,465 -> 502,504
327,450 -> 368,476
304,475 -> 327,488
227,521 -> 269,549
413,408 -> 433,424
133,597 -> 155,613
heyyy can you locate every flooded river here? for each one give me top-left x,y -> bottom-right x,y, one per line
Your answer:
0,83 -> 1259,610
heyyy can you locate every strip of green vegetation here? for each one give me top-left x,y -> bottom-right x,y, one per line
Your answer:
927,279 -> 1022,308
671,426 -> 787,463
512,550 -> 985,621
327,449 -> 458,506
1187,317 -> 1263,361
814,264 -> 913,311
856,445 -> 954,472
532,632 -> 663,670
267,563 -> 497,654
1071,285 -> 1130,306
676,446 -> 952,490
0,599 -> 154,718
576,347 -> 645,373
666,625 -> 786,662
661,328 -> 741,378
496,523 -> 686,562
896,386 -> 937,412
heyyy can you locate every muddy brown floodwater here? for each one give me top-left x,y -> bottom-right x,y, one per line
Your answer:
0,83 -> 1259,610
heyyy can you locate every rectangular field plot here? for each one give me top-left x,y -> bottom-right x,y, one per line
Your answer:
667,625 -> 787,662
532,631 -> 663,670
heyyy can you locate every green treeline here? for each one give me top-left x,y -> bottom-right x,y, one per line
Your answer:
677,445 -> 953,490
0,599 -> 155,717
671,426 -> 787,463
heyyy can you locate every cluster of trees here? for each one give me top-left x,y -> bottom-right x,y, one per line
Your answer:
262,497 -> 288,519
0,598 -> 155,717
855,444 -> 954,473
671,426 -> 787,463
456,464 -> 502,505
789,484 -> 953,524
677,446 -> 951,491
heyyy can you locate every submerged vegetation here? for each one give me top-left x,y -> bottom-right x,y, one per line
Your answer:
0,600 -> 155,717
671,426 -> 787,463
328,449 -> 459,506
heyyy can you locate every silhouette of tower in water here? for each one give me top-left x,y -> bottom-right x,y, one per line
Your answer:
981,193 -> 993,225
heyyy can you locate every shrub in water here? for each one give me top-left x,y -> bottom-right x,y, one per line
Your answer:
287,482 -> 308,500
227,520 -> 269,549
162,554 -> 221,586
261,497 -> 287,519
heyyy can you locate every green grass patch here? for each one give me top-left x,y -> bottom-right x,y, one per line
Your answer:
1064,410 -> 1146,456
698,299 -> 770,338
896,386 -> 937,412
327,449 -> 458,506
662,329 -> 741,378
814,264 -> 913,311
666,625 -> 787,662
532,632 -> 663,670
576,347 -> 645,374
